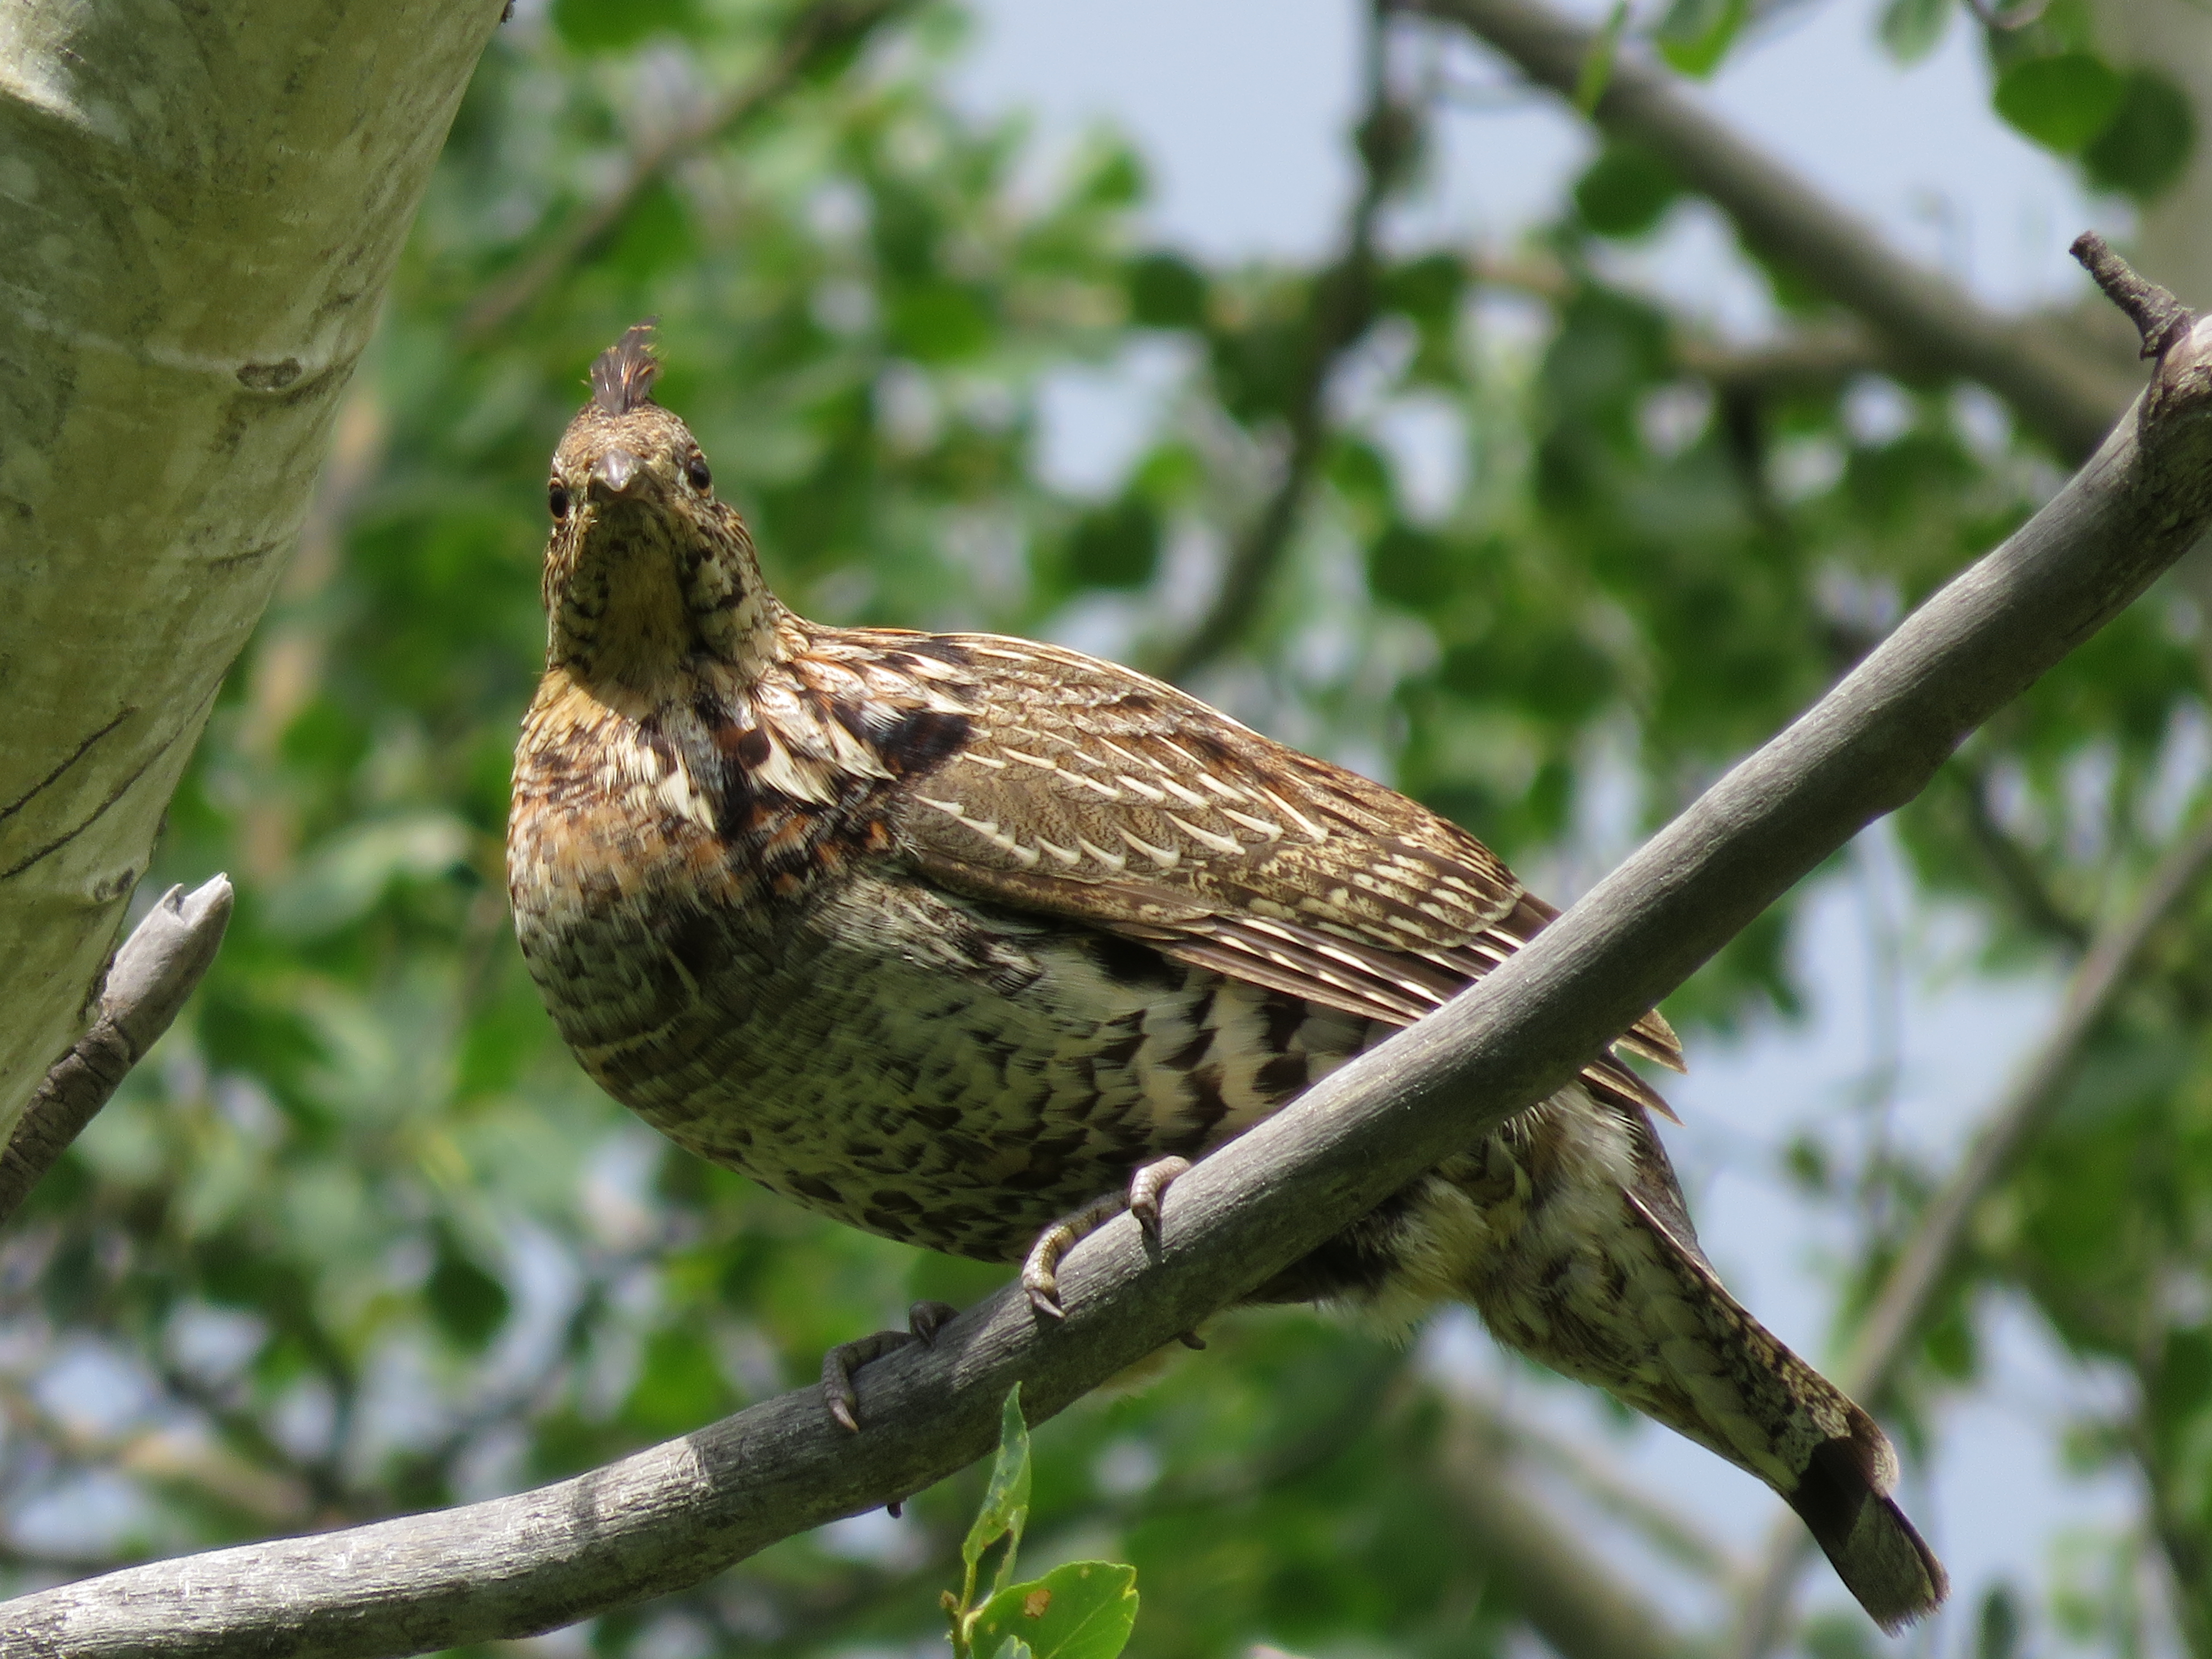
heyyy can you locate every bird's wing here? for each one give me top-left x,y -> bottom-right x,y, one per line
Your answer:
824,630 -> 1683,1094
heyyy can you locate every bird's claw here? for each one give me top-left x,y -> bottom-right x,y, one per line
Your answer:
908,1299 -> 958,1345
821,1300 -> 965,1431
1128,1156 -> 1190,1250
1020,1156 -> 1193,1321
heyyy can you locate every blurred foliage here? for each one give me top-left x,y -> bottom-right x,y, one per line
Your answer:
9,1 -> 2212,1656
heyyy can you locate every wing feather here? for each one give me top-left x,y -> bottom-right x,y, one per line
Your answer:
840,628 -> 1684,1101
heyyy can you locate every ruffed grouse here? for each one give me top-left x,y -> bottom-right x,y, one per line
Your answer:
508,326 -> 1947,1631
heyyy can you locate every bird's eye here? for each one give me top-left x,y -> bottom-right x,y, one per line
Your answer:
548,480 -> 570,520
686,454 -> 712,493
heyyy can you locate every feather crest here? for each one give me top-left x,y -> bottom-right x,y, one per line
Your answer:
591,320 -> 662,415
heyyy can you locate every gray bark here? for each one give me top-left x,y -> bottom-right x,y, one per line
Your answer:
0,0 -> 504,1142
5,276 -> 2211,1659
0,875 -> 233,1225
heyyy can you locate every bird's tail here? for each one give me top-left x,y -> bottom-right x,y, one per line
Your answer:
1611,1190 -> 1948,1632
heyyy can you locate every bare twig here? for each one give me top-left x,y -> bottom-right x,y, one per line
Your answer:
2076,231 -> 2199,366
458,0 -> 911,343
0,878 -> 233,1229
1416,0 -> 2139,460
1,258 -> 2207,1659
1157,0 -> 1414,681
1726,799 -> 2212,1659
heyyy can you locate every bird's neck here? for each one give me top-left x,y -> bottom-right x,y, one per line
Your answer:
550,533 -> 787,695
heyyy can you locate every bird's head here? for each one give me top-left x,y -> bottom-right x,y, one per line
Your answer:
540,323 -> 778,690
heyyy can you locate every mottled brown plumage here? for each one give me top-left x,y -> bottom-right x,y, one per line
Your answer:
507,326 -> 1947,1631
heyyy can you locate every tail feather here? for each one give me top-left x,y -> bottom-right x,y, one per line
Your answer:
1613,1188 -> 1949,1631
1789,1435 -> 1949,1634
1438,1092 -> 1949,1632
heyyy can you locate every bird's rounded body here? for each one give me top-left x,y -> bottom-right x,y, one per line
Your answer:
508,326 -> 1947,1632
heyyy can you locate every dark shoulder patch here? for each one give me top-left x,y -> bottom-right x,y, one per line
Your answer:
881,708 -> 971,776
831,699 -> 897,748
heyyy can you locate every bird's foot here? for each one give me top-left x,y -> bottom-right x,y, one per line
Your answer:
1128,1155 -> 1190,1249
821,1299 -> 961,1432
1021,1156 -> 1193,1320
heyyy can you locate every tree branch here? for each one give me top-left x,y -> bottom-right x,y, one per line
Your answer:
7,263 -> 2212,1659
457,0 -> 911,343
0,877 -> 233,1228
1414,0 -> 2139,461
1726,793 -> 2212,1659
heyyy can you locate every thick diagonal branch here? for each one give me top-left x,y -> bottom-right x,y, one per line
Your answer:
0,877 -> 233,1228
1418,0 -> 2137,460
8,277 -> 2212,1659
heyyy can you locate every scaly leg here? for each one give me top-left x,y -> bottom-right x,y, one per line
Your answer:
822,1298 -> 961,1432
1021,1156 -> 1193,1320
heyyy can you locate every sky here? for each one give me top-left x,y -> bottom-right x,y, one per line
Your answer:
949,0 -> 2138,1648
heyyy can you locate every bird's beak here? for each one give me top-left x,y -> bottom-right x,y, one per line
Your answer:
588,447 -> 643,498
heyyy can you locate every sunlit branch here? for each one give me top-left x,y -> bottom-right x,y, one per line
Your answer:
1415,0 -> 2137,461
458,0 -> 914,343
5,247 -> 2209,1659
0,878 -> 233,1230
1726,789 -> 2212,1659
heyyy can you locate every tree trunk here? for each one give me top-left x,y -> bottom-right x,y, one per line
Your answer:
0,0 -> 503,1135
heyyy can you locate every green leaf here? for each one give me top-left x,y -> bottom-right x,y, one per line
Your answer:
1655,0 -> 1747,78
426,1229 -> 509,1351
1574,146 -> 1682,238
970,1562 -> 1139,1659
2082,70 -> 2196,201
1368,523 -> 1456,609
890,282 -> 994,362
1976,1582 -> 2023,1659
1126,253 -> 1208,329
604,179 -> 696,283
1876,0 -> 1950,64
1067,497 -> 1161,590
625,1326 -> 730,1437
962,1385 -> 1033,1586
263,813 -> 472,938
1992,53 -> 2124,154
1379,253 -> 1465,333
1575,0 -> 1631,114
550,0 -> 696,51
